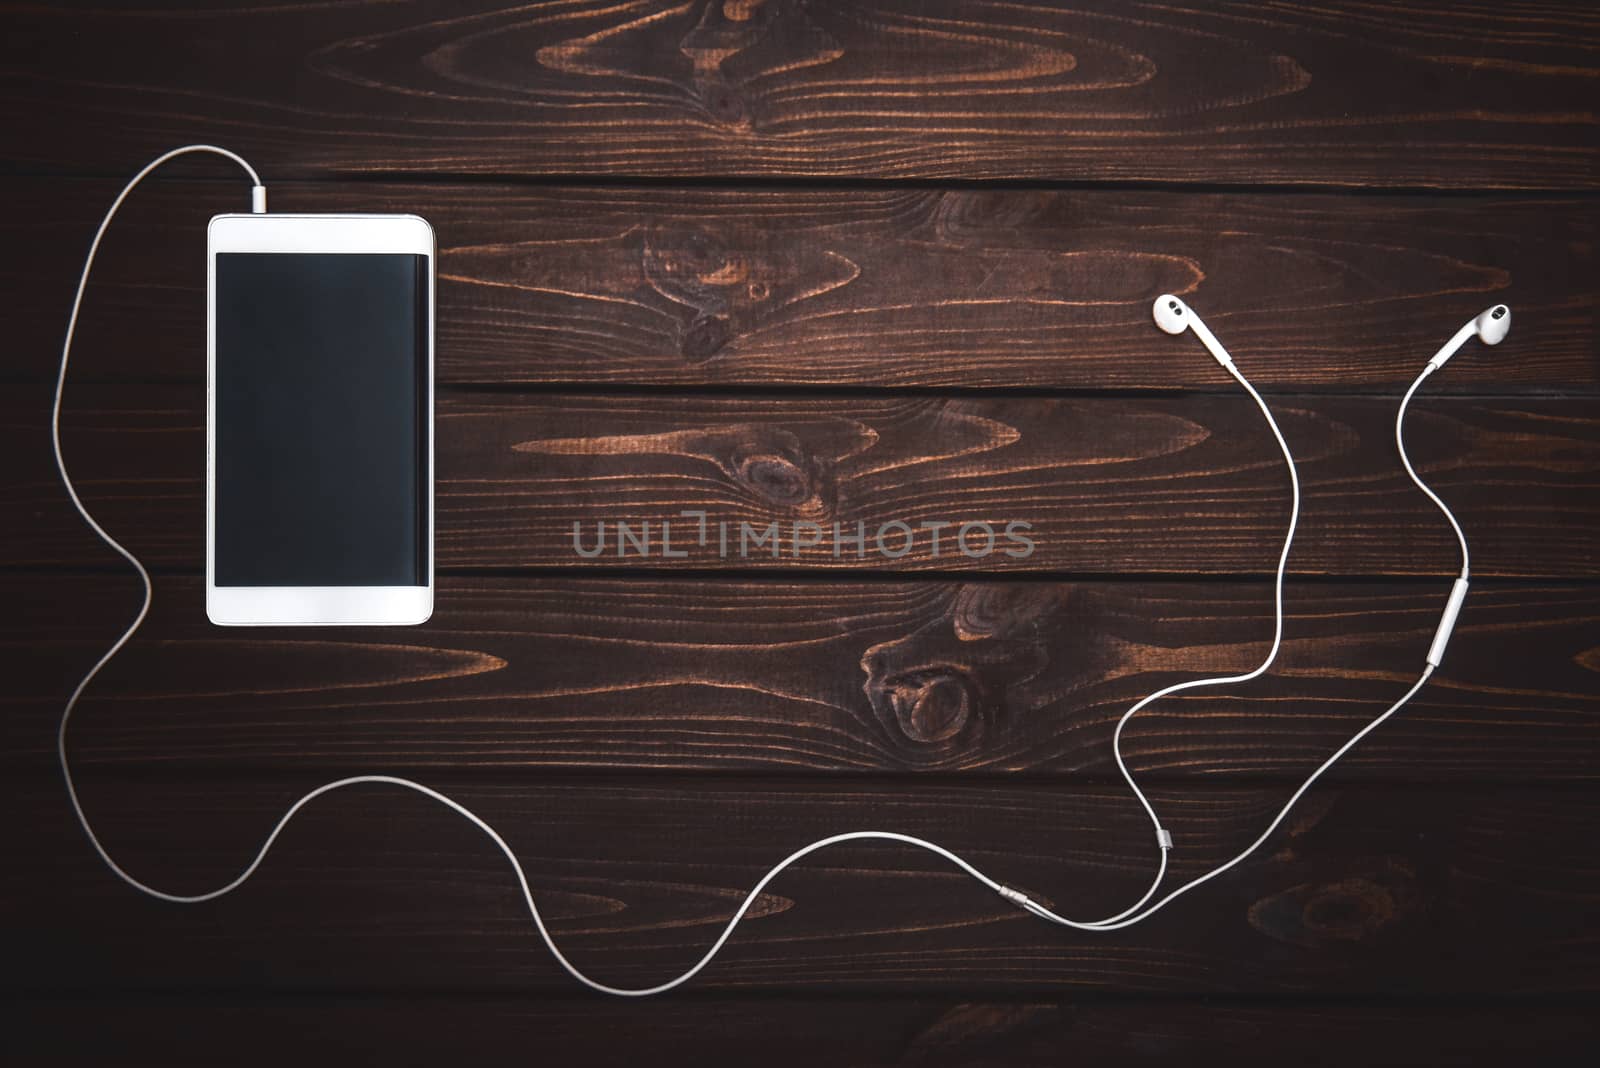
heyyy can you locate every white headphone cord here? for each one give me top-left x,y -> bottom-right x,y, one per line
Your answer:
55,146 -> 1460,995
1018,358 -> 1468,930
1073,356 -> 1301,926
1397,365 -> 1469,580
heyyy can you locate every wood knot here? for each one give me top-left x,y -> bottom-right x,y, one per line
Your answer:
640,225 -> 744,362
639,217 -> 860,367
729,442 -> 811,506
681,314 -> 731,362
1248,861 -> 1422,948
1298,879 -> 1396,941
885,668 -> 976,744
704,427 -> 834,515
951,584 -> 1059,641
703,82 -> 749,125
858,584 -> 1071,768
858,647 -> 981,758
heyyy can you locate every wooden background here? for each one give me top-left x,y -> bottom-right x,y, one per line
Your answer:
3,1 -> 1597,1063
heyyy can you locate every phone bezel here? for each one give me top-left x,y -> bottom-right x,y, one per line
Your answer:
206,213 -> 435,626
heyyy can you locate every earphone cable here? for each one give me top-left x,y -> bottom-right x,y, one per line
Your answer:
1071,355 -> 1301,927
54,146 -> 1469,995
1017,356 -> 1471,930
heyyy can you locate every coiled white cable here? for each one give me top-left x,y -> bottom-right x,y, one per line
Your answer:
55,146 -> 1468,995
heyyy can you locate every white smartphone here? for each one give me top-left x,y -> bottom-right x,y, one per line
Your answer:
206,213 -> 435,626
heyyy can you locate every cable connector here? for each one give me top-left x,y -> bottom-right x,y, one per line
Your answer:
995,884 -> 1034,910
1157,828 -> 1174,851
251,185 -> 268,213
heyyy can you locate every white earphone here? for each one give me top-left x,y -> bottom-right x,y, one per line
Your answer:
990,294 -> 1508,934
1431,304 -> 1511,369
51,147 -> 1510,995
1153,292 -> 1233,365
1401,305 -> 1507,670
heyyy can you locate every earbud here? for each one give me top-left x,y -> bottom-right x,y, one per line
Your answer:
1152,293 -> 1234,368
1153,294 -> 1190,335
1476,304 -> 1511,346
1428,304 -> 1511,370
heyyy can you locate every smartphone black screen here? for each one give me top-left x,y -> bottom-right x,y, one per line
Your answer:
214,252 -> 428,587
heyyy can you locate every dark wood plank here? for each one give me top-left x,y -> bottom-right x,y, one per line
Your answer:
1,2 -> 1596,188
7,178 -> 1594,391
6,996 -> 1595,1066
9,573 -> 1596,781
16,385 -> 1599,577
7,774 -> 1597,994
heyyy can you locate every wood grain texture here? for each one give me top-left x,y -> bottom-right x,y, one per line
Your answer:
7,774 -> 1597,994
5,998 -> 1596,1067
1,2 -> 1596,188
16,385 -> 1599,577
8,573 -> 1597,782
6,178 -> 1594,391
5,0 -> 1598,1051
